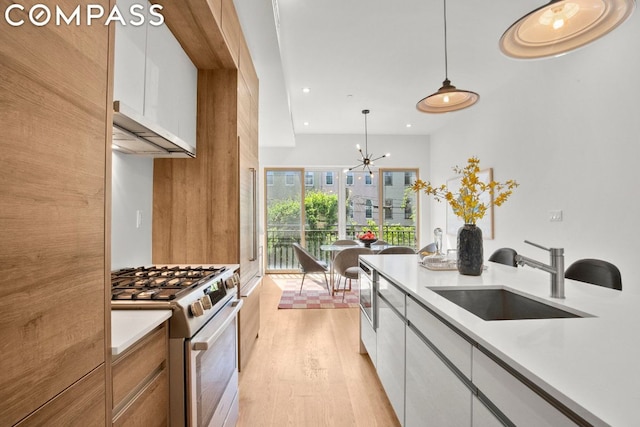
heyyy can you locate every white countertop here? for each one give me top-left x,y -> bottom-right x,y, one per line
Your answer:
361,254 -> 640,426
111,309 -> 172,356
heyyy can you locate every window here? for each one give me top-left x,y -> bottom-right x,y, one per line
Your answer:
305,172 -> 314,187
325,172 -> 334,185
346,173 -> 354,185
365,199 -> 372,218
348,200 -> 354,219
285,172 -> 294,186
384,198 -> 393,219
266,171 -> 274,186
384,172 -> 393,186
365,174 -> 372,185
404,172 -> 413,186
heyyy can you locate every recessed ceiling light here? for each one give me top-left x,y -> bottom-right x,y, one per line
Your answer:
302,87 -> 310,93
406,124 -> 412,128
303,121 -> 309,126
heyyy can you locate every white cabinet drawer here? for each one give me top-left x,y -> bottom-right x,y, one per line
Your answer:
472,395 -> 504,427
405,327 -> 472,427
378,276 -> 405,316
360,310 -> 376,366
473,348 -> 577,427
377,294 -> 405,424
407,296 -> 472,379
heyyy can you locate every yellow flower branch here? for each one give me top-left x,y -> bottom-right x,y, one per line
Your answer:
411,157 -> 519,225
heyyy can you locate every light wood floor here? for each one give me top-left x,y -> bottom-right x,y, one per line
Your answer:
237,274 -> 400,427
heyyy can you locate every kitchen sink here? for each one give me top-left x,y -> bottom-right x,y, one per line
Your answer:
431,288 -> 584,321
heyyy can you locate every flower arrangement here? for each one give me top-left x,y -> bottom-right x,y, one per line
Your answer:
411,156 -> 518,225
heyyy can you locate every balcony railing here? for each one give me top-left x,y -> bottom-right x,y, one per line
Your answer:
266,225 -> 416,271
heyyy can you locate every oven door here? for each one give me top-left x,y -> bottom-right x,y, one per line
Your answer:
187,299 -> 243,427
358,261 -> 377,329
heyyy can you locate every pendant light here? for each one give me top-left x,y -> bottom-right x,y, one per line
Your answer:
416,0 -> 479,114
345,110 -> 390,176
500,0 -> 636,59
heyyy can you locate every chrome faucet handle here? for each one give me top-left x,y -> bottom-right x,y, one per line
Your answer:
524,240 -> 551,252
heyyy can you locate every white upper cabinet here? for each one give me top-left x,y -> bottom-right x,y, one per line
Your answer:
113,0 -> 146,113
113,0 -> 197,149
145,20 -> 197,146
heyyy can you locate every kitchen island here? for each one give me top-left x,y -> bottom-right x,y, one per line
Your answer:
360,254 -> 640,426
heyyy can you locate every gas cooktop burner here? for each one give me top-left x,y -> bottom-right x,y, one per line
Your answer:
111,265 -> 227,301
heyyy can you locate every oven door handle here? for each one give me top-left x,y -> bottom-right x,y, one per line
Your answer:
192,299 -> 244,351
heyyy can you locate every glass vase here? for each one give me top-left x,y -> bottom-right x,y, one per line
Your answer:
457,224 -> 483,276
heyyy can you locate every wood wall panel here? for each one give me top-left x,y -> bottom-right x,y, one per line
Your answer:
153,0 -> 233,69
153,70 -> 239,264
0,1 -> 109,423
221,0 -> 241,66
239,35 -> 259,99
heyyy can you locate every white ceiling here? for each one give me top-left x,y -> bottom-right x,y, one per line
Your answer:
234,0 -> 547,146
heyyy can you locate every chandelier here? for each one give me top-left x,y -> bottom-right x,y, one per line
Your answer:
345,109 -> 390,176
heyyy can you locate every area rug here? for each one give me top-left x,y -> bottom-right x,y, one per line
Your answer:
271,274 -> 359,309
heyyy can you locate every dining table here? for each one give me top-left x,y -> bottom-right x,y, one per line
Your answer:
320,242 -> 389,295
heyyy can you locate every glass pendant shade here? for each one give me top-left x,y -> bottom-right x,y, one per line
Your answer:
416,79 -> 479,113
500,0 -> 636,59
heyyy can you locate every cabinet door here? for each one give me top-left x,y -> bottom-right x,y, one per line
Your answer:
472,396 -> 504,427
145,19 -> 197,146
405,327 -> 472,427
0,2 -> 109,423
360,310 -> 377,365
473,349 -> 577,427
113,0 -> 147,112
238,73 -> 259,284
113,369 -> 169,427
15,366 -> 106,427
376,292 -> 405,424
239,277 -> 262,371
407,296 -> 472,379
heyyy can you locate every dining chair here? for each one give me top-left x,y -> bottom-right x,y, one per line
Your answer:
377,246 -> 416,255
333,247 -> 373,300
565,258 -> 622,291
292,243 -> 330,294
418,242 -> 437,253
332,239 -> 358,246
488,248 -> 518,267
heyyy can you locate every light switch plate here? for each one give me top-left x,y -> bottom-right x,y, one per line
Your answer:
549,210 -> 563,222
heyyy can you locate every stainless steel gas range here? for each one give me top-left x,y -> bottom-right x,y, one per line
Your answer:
111,265 -> 242,427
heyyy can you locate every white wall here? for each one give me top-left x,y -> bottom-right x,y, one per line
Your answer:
427,15 -> 640,294
111,152 -> 153,269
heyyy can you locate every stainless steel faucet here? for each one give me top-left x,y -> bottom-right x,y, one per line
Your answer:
514,240 -> 565,299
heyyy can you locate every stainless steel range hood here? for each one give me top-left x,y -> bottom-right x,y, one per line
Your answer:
112,101 -> 196,158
